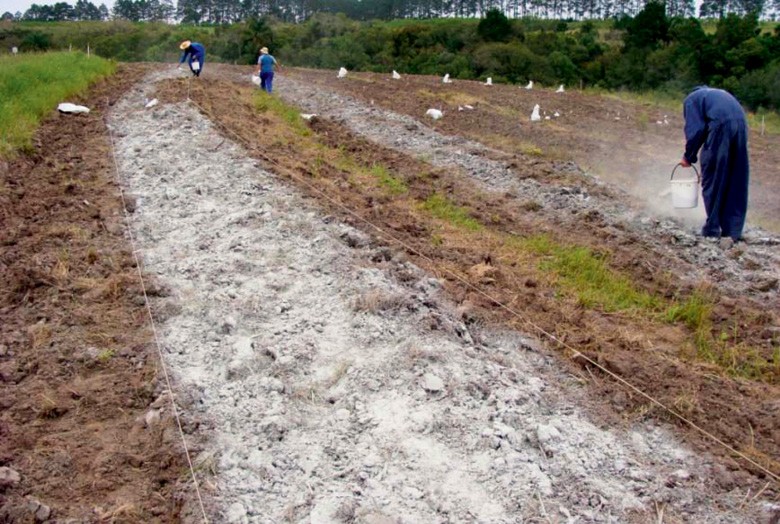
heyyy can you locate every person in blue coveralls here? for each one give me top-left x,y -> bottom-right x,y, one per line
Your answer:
680,86 -> 749,246
255,47 -> 281,93
178,40 -> 205,77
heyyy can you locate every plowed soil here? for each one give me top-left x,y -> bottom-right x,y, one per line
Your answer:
0,65 -> 190,522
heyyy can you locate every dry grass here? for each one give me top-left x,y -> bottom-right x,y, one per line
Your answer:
51,251 -> 71,286
36,391 -> 65,419
96,503 -> 142,522
484,134 -> 544,157
45,223 -> 90,241
323,361 -> 351,390
28,322 -> 53,350
672,388 -> 700,417
192,452 -> 218,477
353,289 -> 409,313
416,88 -> 485,107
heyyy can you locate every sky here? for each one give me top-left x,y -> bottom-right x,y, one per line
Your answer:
2,0 -> 115,14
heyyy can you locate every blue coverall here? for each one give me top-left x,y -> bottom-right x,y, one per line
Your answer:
683,87 -> 749,241
179,42 -> 206,77
258,54 -> 277,93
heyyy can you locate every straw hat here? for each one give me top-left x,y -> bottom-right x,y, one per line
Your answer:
260,47 -> 269,54
180,40 -> 191,50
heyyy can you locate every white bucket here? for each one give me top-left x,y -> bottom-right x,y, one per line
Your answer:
191,60 -> 200,71
670,164 -> 700,209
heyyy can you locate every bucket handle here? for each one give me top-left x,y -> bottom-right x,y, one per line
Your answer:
670,162 -> 700,182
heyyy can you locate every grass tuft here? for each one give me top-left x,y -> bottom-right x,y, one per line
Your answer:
664,291 -> 712,332
98,348 -> 116,362
421,193 -> 482,231
369,163 -> 408,194
517,234 -> 659,312
253,92 -> 311,137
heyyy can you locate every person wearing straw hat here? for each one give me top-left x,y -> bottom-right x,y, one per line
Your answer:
680,86 -> 749,248
255,47 -> 281,94
178,40 -> 206,77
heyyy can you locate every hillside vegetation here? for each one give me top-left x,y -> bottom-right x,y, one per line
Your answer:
1,6 -> 779,113
0,51 -> 115,157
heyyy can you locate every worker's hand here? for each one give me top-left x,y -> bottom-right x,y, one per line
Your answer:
680,156 -> 691,168
176,65 -> 182,70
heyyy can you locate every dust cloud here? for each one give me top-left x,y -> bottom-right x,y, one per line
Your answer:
587,148 -> 706,231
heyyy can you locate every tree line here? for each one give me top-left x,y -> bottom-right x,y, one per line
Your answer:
3,0 -> 779,23
2,6 -> 779,111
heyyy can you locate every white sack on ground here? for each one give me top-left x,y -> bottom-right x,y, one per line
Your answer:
531,104 -> 541,122
426,108 -> 443,120
57,103 -> 90,114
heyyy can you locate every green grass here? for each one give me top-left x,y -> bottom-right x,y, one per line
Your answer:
252,90 -> 411,198
369,163 -> 408,195
421,193 -> 482,231
97,348 -> 115,362
664,290 -> 713,332
747,110 -> 780,135
0,51 -> 115,157
253,91 -> 312,137
588,87 -> 780,136
518,234 -> 660,312
512,234 -> 777,380
587,87 -> 683,112
667,291 -> 779,380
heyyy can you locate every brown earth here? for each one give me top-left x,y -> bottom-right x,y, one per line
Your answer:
0,65 -> 192,523
156,66 -> 780,496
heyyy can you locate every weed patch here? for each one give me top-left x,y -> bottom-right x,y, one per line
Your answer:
421,193 -> 482,231
369,164 -> 408,194
513,234 -> 659,312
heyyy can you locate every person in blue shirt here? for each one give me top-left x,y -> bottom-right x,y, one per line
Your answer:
680,86 -> 749,244
255,47 -> 281,93
178,41 -> 206,77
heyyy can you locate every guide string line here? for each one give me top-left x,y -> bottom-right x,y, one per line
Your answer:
103,102 -> 210,523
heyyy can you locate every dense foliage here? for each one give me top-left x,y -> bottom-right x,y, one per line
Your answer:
3,0 -> 780,23
1,5 -> 778,111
